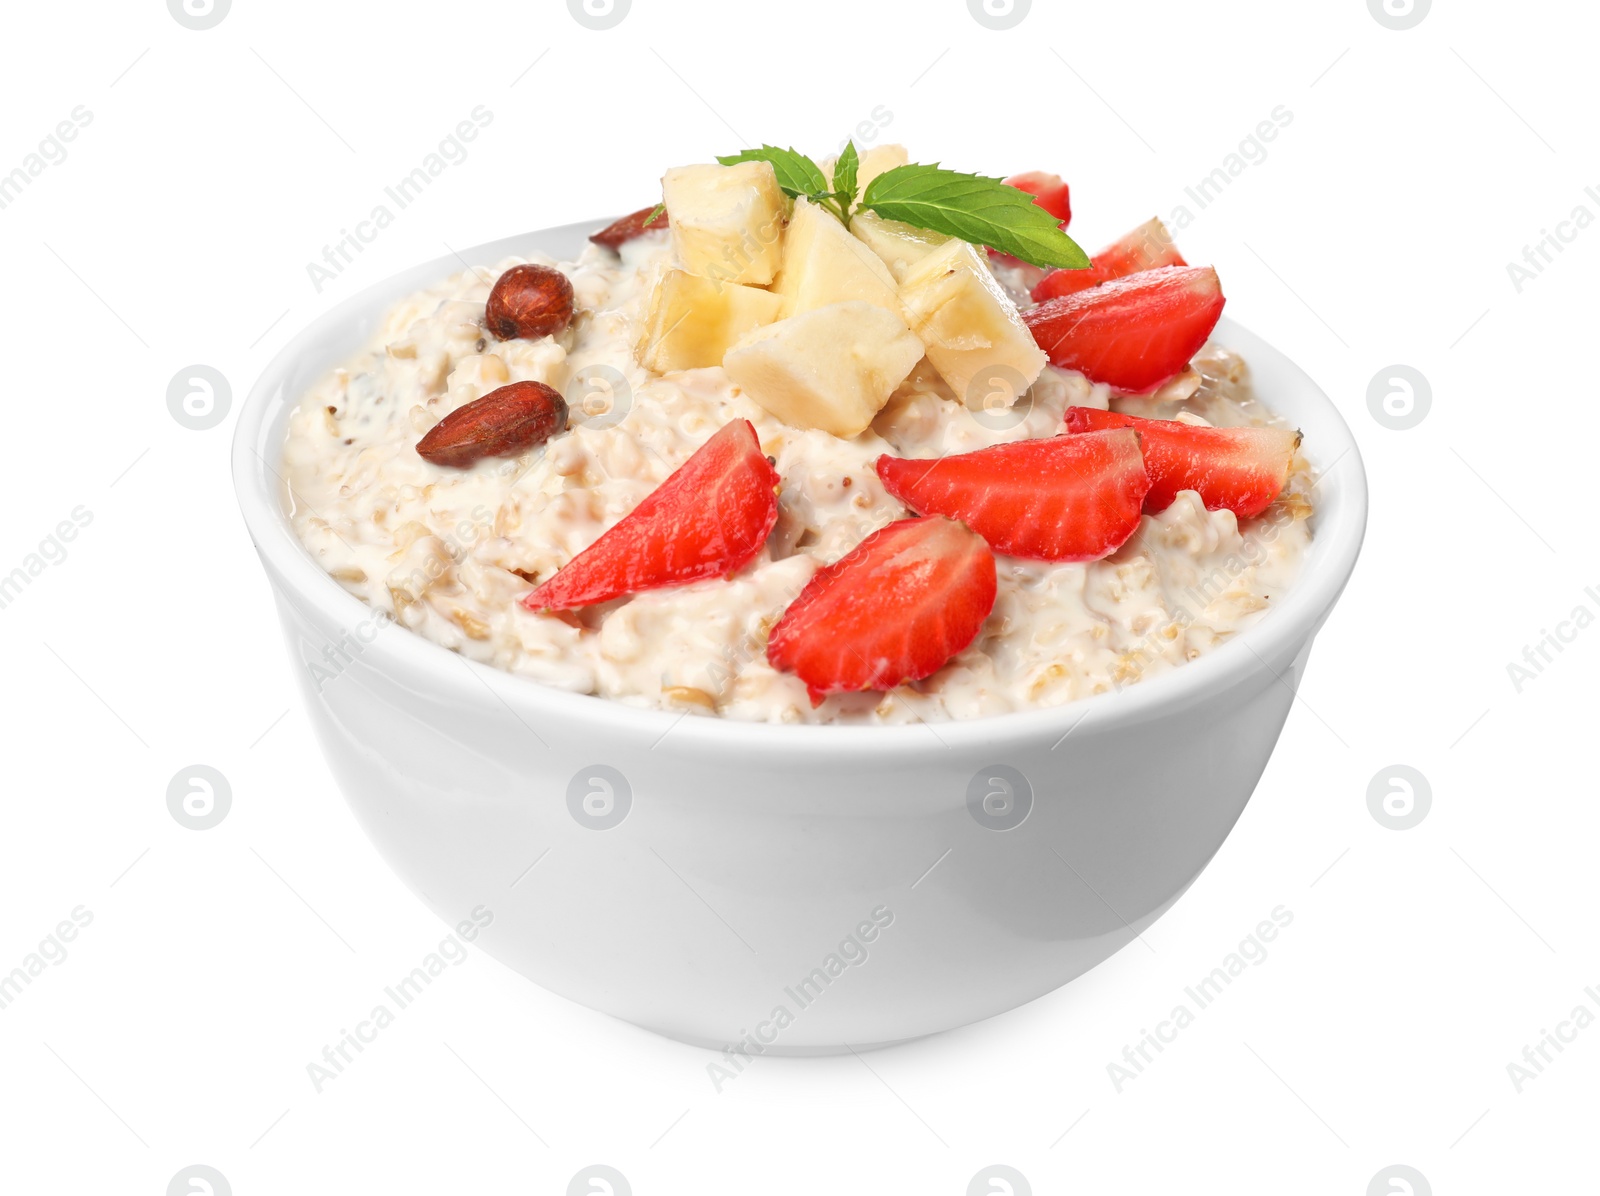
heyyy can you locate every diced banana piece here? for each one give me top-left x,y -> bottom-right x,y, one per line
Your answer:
724,301 -> 923,438
850,210 -> 953,282
772,199 -> 904,318
637,269 -> 783,371
660,161 -> 787,285
897,240 -> 1047,409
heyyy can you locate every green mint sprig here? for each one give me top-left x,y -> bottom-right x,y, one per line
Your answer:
831,141 -> 860,220
715,144 -> 1088,269
716,146 -> 847,220
862,163 -> 1089,269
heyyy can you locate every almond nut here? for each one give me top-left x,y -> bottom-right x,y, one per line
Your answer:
590,205 -> 669,251
485,264 -> 574,341
415,381 -> 568,468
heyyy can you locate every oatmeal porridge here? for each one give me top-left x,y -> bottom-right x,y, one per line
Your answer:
282,147 -> 1314,723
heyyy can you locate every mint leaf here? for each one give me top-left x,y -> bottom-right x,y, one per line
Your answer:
832,141 -> 860,219
862,164 -> 1091,270
716,146 -> 828,200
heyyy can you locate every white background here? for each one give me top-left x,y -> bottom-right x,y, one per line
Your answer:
1,0 -> 1595,1192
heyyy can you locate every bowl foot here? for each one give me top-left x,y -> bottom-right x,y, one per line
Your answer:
641,1023 -> 930,1057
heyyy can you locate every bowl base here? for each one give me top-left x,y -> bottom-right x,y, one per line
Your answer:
643,1023 -> 929,1057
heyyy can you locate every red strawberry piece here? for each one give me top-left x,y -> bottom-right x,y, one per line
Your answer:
1003,171 -> 1072,226
766,516 -> 997,705
590,205 -> 669,251
1065,407 -> 1299,520
1031,216 -> 1188,303
876,430 -> 1150,563
521,420 -> 779,611
1022,265 -> 1226,395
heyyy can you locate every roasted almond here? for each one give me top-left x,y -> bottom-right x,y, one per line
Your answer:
590,205 -> 669,251
485,264 -> 574,341
415,381 -> 568,468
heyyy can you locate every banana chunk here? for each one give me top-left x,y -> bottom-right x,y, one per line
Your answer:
660,160 -> 787,286
773,199 -> 904,319
637,269 -> 783,372
724,301 -> 923,438
850,210 -> 953,283
897,239 -> 1047,409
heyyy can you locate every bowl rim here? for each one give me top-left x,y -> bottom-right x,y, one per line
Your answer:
232,220 -> 1368,760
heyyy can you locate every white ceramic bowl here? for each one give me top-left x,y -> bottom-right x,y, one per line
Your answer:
233,221 -> 1367,1054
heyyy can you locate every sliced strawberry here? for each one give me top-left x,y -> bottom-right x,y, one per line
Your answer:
876,430 -> 1150,563
1022,266 -> 1225,395
1065,407 -> 1299,520
521,420 -> 778,611
590,205 -> 669,251
1003,171 -> 1072,226
1032,216 -> 1187,303
767,516 -> 996,704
